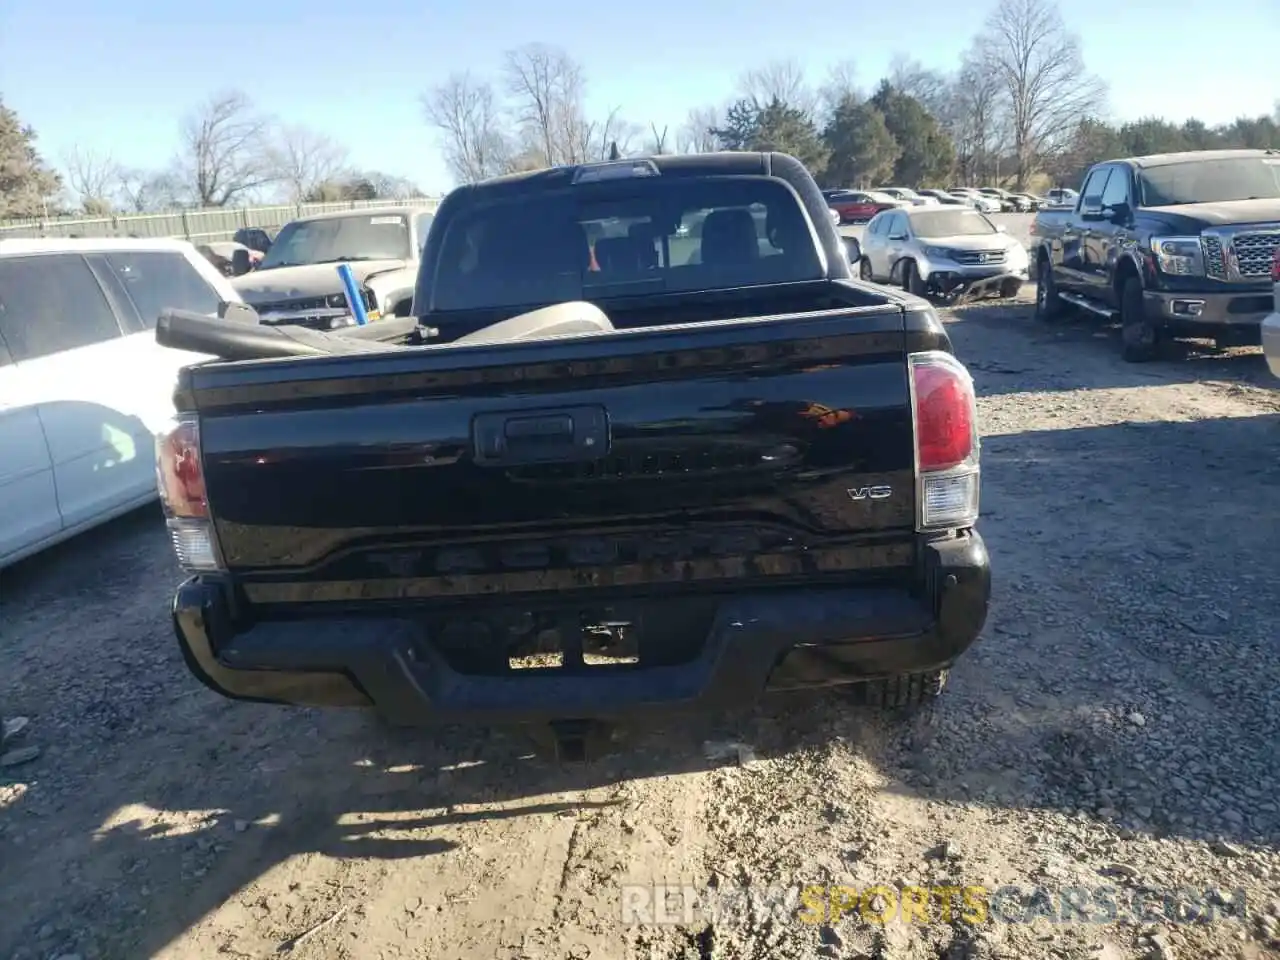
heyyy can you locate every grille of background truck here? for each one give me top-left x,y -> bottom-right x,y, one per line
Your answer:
1202,236 -> 1227,279
1203,231 -> 1280,281
1232,232 -> 1280,279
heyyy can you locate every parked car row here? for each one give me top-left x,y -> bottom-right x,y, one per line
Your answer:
823,185 -> 1055,222
822,189 -> 908,224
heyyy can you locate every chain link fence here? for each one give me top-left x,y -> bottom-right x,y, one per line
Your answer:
0,197 -> 444,245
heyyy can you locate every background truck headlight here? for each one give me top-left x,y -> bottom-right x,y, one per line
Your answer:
1150,237 -> 1205,276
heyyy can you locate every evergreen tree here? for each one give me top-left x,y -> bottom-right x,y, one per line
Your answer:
0,97 -> 63,218
823,96 -> 901,188
869,81 -> 955,186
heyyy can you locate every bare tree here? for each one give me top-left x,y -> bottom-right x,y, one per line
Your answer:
573,107 -> 643,161
645,123 -> 670,154
817,59 -> 862,125
116,168 -> 184,212
973,0 -> 1106,188
174,91 -> 278,207
62,146 -> 120,214
270,125 -> 349,201
887,54 -> 952,119
738,58 -> 814,113
944,52 -> 1006,184
361,171 -> 421,200
422,72 -> 514,184
503,43 -> 587,167
677,105 -> 722,154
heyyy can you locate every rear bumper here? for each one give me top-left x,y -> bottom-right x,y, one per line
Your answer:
1263,310 -> 1280,379
172,533 -> 990,725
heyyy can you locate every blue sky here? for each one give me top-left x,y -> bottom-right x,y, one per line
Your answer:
2,0 -> 1277,197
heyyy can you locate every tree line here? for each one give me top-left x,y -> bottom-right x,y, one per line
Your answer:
4,0 -> 1280,221
0,91 -> 422,220
423,0 -> 1280,193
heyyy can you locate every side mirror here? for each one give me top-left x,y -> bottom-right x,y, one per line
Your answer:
843,236 -> 861,264
231,248 -> 253,276
996,224 -> 1008,233
1107,201 -> 1132,223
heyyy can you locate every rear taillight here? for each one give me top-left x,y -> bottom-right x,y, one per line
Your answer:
156,414 -> 224,572
908,351 -> 980,531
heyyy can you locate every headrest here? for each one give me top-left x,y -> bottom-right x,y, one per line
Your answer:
594,235 -> 658,274
766,204 -> 808,253
700,209 -> 759,267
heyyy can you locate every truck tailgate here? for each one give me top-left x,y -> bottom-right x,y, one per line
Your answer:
185,305 -> 918,602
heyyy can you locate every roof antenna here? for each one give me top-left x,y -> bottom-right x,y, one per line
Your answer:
608,141 -> 620,161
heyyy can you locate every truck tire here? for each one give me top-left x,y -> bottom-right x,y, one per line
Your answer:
859,257 -> 873,282
1119,276 -> 1160,363
1034,257 -> 1068,322
902,261 -> 927,298
855,669 -> 948,710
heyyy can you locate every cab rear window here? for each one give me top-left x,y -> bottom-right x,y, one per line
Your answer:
430,177 -> 824,311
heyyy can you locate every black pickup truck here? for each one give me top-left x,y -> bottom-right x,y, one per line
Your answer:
1030,149 -> 1280,362
155,152 -> 990,758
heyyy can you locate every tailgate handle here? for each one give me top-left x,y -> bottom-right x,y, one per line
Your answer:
473,405 -> 610,466
506,415 -> 573,440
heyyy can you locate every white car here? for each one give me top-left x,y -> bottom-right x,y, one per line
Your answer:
857,206 -> 1030,299
917,189 -> 970,207
0,237 -> 243,568
877,187 -> 939,207
948,189 -> 1002,214
1263,247 -> 1280,380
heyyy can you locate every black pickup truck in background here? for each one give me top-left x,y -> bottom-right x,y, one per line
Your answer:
155,152 -> 990,760
1029,149 -> 1280,362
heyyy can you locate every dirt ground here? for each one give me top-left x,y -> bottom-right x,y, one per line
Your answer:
2,289 -> 1279,960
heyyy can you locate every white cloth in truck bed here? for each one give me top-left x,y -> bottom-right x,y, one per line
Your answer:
452,301 -> 614,345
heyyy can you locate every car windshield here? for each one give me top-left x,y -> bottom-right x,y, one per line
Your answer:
1138,157 -> 1280,206
431,176 -> 824,311
258,213 -> 412,269
865,191 -> 896,202
910,210 -> 998,238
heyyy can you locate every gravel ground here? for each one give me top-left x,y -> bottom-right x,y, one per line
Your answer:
2,286 -> 1279,960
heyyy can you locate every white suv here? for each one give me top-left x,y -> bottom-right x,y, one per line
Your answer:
1263,247 -> 1280,380
0,238 -> 242,568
